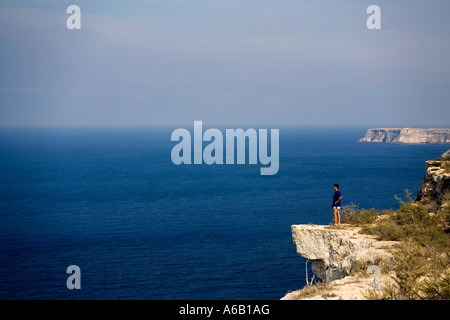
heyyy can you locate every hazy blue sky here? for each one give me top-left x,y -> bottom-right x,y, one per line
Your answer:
1,0 -> 449,127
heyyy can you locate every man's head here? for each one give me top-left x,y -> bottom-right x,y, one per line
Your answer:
333,184 -> 339,191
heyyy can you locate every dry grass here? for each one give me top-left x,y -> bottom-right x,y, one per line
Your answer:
352,190 -> 450,300
288,190 -> 450,300
431,156 -> 450,173
283,282 -> 331,300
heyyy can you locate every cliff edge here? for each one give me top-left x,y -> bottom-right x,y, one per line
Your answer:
283,150 -> 450,300
282,224 -> 397,300
359,128 -> 450,144
415,149 -> 450,211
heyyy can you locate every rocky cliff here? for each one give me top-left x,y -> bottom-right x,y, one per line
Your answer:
289,225 -> 395,283
282,224 -> 397,300
359,128 -> 450,144
415,149 -> 450,211
282,151 -> 450,300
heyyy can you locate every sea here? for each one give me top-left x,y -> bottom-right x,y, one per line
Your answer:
0,126 -> 448,300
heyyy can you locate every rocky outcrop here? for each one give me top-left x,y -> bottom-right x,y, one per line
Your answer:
442,149 -> 450,158
281,272 -> 396,300
359,128 -> 450,144
415,150 -> 450,211
282,224 -> 397,300
290,224 -> 396,284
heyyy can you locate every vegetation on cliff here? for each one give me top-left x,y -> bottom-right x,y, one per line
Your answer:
341,191 -> 450,300
286,153 -> 450,300
434,156 -> 450,173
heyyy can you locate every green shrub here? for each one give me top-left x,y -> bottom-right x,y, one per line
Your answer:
433,156 -> 450,161
362,191 -> 450,300
340,204 -> 379,225
443,162 -> 450,174
432,156 -> 450,173
361,223 -> 402,241
370,241 -> 450,300
420,269 -> 450,300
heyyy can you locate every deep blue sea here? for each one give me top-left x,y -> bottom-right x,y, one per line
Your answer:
0,127 -> 448,300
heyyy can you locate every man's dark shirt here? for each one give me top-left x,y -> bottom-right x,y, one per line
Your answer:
332,190 -> 342,207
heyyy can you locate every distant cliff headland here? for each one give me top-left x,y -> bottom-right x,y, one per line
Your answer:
359,128 -> 450,144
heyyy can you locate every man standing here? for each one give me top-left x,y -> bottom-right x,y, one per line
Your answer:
332,184 -> 342,225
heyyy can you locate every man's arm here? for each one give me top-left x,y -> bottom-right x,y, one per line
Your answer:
335,196 -> 342,204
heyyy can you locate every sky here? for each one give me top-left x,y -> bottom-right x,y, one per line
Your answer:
0,0 -> 449,127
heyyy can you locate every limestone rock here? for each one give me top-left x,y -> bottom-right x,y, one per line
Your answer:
359,128 -> 450,144
281,271 -> 397,300
290,224 -> 395,283
415,159 -> 450,210
442,149 -> 450,157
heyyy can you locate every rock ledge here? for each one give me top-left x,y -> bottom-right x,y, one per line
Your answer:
415,151 -> 450,211
282,224 -> 397,299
